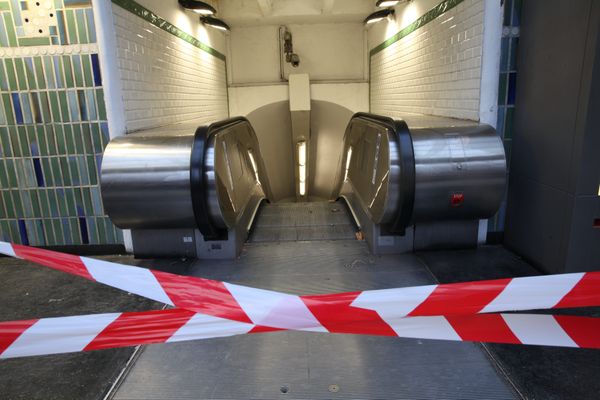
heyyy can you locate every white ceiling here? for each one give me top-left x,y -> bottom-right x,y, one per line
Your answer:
215,0 -> 378,27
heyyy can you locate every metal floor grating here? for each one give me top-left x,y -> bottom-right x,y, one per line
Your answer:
248,201 -> 357,242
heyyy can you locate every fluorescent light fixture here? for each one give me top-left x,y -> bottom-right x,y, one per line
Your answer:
364,8 -> 394,24
376,0 -> 400,7
298,141 -> 307,197
248,150 -> 260,184
344,147 -> 353,182
598,184 -> 600,196
201,16 -> 230,31
178,0 -> 216,15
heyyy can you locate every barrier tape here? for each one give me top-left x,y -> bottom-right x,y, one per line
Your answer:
0,241 -> 599,358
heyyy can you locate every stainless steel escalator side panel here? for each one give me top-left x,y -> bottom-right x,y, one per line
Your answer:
411,125 -> 507,222
100,133 -> 197,229
101,118 -> 272,239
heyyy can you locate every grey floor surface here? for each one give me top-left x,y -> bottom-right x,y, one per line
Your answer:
110,202 -> 517,400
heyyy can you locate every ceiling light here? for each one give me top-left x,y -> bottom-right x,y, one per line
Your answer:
178,0 -> 216,15
364,9 -> 394,24
201,16 -> 230,31
376,0 -> 400,7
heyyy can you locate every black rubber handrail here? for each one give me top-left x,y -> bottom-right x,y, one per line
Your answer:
341,112 -> 416,234
190,117 -> 271,239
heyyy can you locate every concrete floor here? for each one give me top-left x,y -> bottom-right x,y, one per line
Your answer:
0,245 -> 598,399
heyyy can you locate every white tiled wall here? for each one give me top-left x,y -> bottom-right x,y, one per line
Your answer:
370,0 -> 485,120
112,4 -> 228,132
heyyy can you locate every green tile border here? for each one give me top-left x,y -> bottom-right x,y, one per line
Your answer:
111,0 -> 226,62
370,0 -> 465,57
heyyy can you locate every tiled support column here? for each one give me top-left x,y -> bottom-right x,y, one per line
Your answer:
0,0 -> 123,246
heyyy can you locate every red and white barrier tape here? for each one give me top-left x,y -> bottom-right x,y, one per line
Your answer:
1,309 -> 598,359
0,241 -> 599,358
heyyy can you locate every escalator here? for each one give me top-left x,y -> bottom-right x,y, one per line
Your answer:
99,114 -> 516,399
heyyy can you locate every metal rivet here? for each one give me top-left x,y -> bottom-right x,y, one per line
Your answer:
280,385 -> 289,394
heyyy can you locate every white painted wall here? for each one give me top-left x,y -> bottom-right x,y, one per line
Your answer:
369,0 -> 490,121
229,23 -> 367,84
111,0 -> 229,132
229,83 -> 368,117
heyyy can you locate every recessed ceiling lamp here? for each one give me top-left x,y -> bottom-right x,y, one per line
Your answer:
364,8 -> 395,24
178,0 -> 216,15
201,16 -> 230,31
376,0 -> 400,7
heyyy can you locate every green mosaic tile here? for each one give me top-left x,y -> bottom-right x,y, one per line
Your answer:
82,54 -> 93,87
76,156 -> 90,185
2,12 -> 17,47
47,91 -> 61,122
0,221 -> 11,241
4,59 -> 18,91
51,219 -> 62,241
0,2 -> 11,11
96,217 -> 107,243
45,126 -> 58,155
17,37 -> 51,46
4,159 -> 17,186
35,125 -> 48,155
21,191 -> 34,217
0,61 -> 8,91
56,189 -> 68,216
53,124 -> 66,154
39,92 -> 52,122
111,0 -> 226,61
54,56 -> 65,89
3,191 -> 16,218
62,55 -> 75,88
63,124 -> 75,154
0,197 -> 6,219
33,57 -> 46,90
41,158 -> 53,186
17,126 -> 29,156
30,190 -> 42,217
23,58 -> 37,90
49,157 -> 62,186
89,186 -> 102,215
8,126 -> 21,157
0,126 -> 11,157
76,9 -> 88,44
81,123 -> 93,153
81,187 -> 94,215
95,88 -> 106,120
11,190 -> 24,217
68,156 -> 80,185
0,160 -> 9,187
65,188 -> 76,216
72,55 -> 84,87
71,122 -> 84,152
43,56 -> 56,89
44,218 -> 56,245
1,94 -> 15,124
68,218 -> 81,244
13,58 -> 28,90
90,123 -> 102,153
57,91 -> 70,122
86,155 -> 97,185
65,9 -> 78,44
26,125 -> 36,154
59,157 -> 71,186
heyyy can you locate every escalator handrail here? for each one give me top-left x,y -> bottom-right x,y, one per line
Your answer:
339,112 -> 416,234
190,117 -> 272,239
